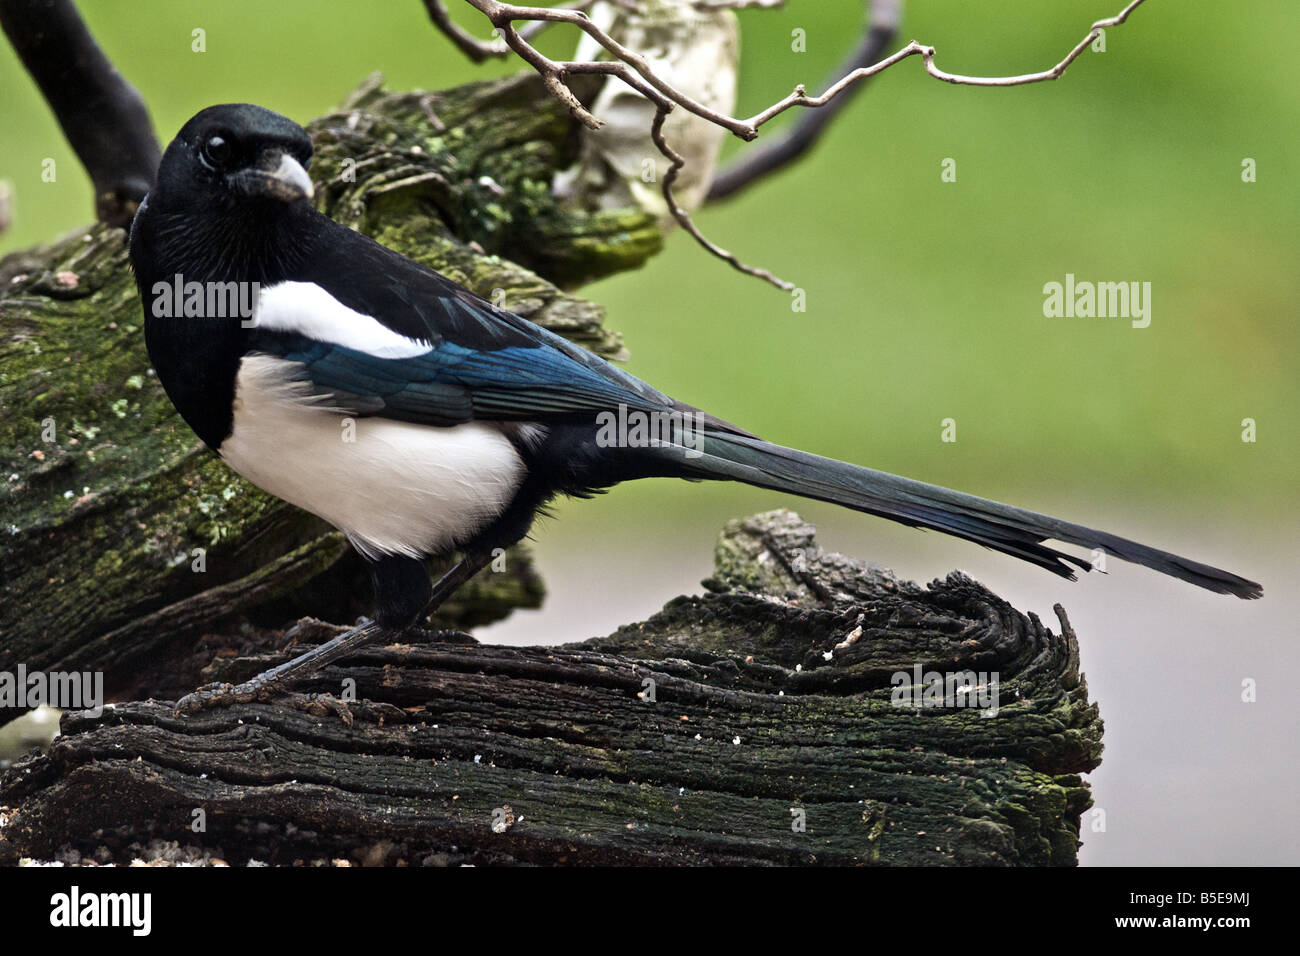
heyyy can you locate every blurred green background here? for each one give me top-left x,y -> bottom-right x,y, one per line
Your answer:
2,0 -> 1294,517
2,1 -> 1297,864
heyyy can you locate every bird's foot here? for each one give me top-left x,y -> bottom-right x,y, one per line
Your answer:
287,692 -> 413,725
175,684 -> 405,727
174,679 -> 273,715
403,626 -> 477,645
176,617 -> 387,715
281,691 -> 357,726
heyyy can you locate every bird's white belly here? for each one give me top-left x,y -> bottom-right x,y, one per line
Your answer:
220,354 -> 525,559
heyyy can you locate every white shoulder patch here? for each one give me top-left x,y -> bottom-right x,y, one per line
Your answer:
255,281 -> 432,358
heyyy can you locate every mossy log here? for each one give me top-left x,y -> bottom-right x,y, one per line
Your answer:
0,73 -> 661,707
0,511 -> 1101,866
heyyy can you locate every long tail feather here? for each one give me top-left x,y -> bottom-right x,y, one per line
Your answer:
666,431 -> 1261,599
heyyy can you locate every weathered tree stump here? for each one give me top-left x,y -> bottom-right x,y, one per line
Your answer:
0,511 -> 1102,866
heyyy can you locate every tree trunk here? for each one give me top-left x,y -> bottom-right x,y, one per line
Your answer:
1,510 -> 1101,866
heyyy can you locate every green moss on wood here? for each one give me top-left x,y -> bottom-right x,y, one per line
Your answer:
1,511 -> 1101,865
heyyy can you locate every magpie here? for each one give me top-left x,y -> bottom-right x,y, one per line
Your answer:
129,104 -> 1262,711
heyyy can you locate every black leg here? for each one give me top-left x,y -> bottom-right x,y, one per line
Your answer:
175,550 -> 494,714
411,548 -> 494,621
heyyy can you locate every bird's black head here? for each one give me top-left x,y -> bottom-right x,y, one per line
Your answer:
131,105 -> 319,448
151,103 -> 314,214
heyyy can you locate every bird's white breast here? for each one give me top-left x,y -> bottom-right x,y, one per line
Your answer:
219,354 -> 525,559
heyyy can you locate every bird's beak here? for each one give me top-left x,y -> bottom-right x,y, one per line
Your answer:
231,151 -> 314,203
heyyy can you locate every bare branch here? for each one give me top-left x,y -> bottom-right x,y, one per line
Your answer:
0,0 -> 161,227
744,0 -> 1149,129
428,0 -> 1152,290
708,0 -> 899,202
651,108 -> 793,290
422,0 -> 502,61
423,0 -> 611,55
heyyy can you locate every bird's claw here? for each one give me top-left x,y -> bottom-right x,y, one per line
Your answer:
174,680 -> 268,715
174,682 -> 360,726
287,692 -> 355,725
403,626 -> 477,645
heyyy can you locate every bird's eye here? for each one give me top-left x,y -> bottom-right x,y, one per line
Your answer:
200,135 -> 232,168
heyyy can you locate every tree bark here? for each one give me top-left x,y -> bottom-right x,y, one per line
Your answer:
0,511 -> 1101,866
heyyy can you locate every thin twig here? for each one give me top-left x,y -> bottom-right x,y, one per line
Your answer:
422,0 -> 608,55
651,109 -> 794,290
427,0 -> 1152,290
422,0 -> 500,62
745,0 -> 1149,128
